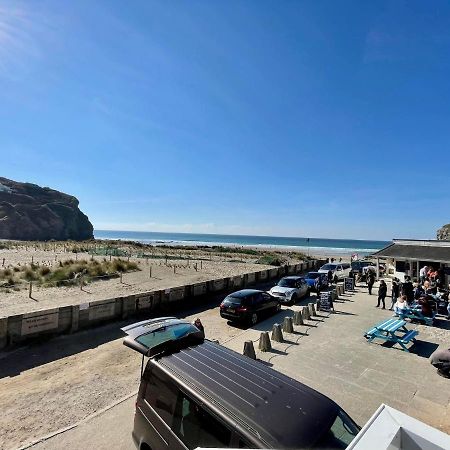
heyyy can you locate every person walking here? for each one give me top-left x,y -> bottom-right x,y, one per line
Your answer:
377,280 -> 387,309
390,278 -> 400,310
367,272 -> 375,295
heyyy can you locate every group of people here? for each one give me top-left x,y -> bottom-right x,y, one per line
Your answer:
367,270 -> 450,320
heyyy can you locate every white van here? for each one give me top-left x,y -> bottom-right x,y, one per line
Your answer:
318,263 -> 351,282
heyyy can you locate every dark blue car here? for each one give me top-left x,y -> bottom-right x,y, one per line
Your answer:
305,272 -> 328,291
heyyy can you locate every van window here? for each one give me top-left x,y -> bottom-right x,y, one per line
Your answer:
172,393 -> 232,449
144,369 -> 178,426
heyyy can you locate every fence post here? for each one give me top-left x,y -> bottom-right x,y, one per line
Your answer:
28,281 -> 32,298
149,266 -> 152,278
120,272 -> 123,283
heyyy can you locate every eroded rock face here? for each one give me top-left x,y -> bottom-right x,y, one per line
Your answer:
437,224 -> 450,241
0,177 -> 94,241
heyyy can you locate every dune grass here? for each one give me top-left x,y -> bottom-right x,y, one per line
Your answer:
0,258 -> 140,288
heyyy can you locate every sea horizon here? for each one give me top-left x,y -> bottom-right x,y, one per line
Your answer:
94,229 -> 391,257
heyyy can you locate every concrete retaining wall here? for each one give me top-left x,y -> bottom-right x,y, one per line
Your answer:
0,260 -> 317,350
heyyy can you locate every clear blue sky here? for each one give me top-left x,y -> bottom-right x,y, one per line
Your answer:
1,0 -> 449,240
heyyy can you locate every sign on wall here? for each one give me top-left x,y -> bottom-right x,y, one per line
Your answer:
21,310 -> 59,335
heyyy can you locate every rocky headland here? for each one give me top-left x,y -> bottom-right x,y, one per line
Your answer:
0,177 -> 93,241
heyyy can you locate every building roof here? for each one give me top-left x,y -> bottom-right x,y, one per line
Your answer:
372,240 -> 450,263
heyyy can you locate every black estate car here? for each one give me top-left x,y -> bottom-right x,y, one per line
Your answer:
122,317 -> 361,450
219,289 -> 280,324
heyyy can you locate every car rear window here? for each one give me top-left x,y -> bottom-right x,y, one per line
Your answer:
320,264 -> 337,271
223,296 -> 243,306
308,273 -> 319,279
136,323 -> 199,348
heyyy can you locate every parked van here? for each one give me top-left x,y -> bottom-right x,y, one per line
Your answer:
122,317 -> 360,449
318,263 -> 351,282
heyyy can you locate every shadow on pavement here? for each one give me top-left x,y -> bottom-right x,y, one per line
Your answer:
409,340 -> 440,358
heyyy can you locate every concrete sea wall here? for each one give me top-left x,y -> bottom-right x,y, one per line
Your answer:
0,260 -> 322,350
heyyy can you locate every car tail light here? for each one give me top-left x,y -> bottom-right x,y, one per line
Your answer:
220,303 -> 225,309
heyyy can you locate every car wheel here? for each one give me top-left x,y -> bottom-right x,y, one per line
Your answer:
250,313 -> 258,325
305,288 -> 310,298
290,294 -> 298,305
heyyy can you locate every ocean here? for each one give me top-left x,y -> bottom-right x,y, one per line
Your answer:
94,230 -> 390,257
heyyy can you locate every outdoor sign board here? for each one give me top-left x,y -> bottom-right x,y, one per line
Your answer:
21,310 -> 59,335
319,292 -> 333,312
344,277 -> 355,291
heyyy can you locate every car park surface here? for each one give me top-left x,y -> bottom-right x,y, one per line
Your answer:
26,282 -> 450,450
269,276 -> 309,305
122,317 -> 360,450
219,289 -> 280,324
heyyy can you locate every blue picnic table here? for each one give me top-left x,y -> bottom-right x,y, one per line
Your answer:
365,318 -> 418,352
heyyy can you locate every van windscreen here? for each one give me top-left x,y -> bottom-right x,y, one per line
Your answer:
136,323 -> 199,349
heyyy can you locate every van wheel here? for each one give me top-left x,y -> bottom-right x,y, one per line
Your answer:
250,313 -> 258,325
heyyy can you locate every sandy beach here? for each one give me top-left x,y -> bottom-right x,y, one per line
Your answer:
0,240 -> 318,317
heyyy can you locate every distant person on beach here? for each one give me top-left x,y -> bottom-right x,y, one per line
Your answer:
366,272 -> 375,295
193,318 -> 205,338
377,280 -> 387,309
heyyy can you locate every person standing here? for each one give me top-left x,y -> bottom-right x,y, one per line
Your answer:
367,272 -> 375,295
401,276 -> 414,305
390,278 -> 400,310
377,280 -> 387,309
193,318 -> 205,338
419,265 -> 428,284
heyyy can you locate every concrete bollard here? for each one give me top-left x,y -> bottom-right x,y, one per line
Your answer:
243,340 -> 256,359
308,303 -> 316,317
293,310 -> 304,325
271,323 -> 284,342
259,332 -> 272,352
302,306 -> 311,321
282,317 -> 294,333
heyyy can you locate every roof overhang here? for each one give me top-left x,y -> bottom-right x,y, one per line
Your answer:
372,240 -> 450,263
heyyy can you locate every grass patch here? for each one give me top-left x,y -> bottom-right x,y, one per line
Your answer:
0,258 -> 140,289
256,254 -> 286,266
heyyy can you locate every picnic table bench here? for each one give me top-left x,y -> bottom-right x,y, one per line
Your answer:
398,306 -> 435,326
365,318 -> 418,352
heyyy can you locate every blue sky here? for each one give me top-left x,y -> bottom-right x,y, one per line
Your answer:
1,0 -> 449,240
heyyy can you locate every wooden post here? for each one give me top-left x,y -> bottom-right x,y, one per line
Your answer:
109,254 -> 112,262
29,282 -> 32,298
31,256 -> 34,264
120,272 -> 123,283
80,276 -> 83,290
200,261 -> 203,270
2,258 -> 4,267
149,266 -> 152,278
174,265 -> 176,274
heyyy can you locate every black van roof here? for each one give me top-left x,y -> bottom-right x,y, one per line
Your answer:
154,340 -> 340,448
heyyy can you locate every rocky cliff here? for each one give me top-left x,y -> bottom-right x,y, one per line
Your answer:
437,224 -> 450,241
0,177 -> 94,241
